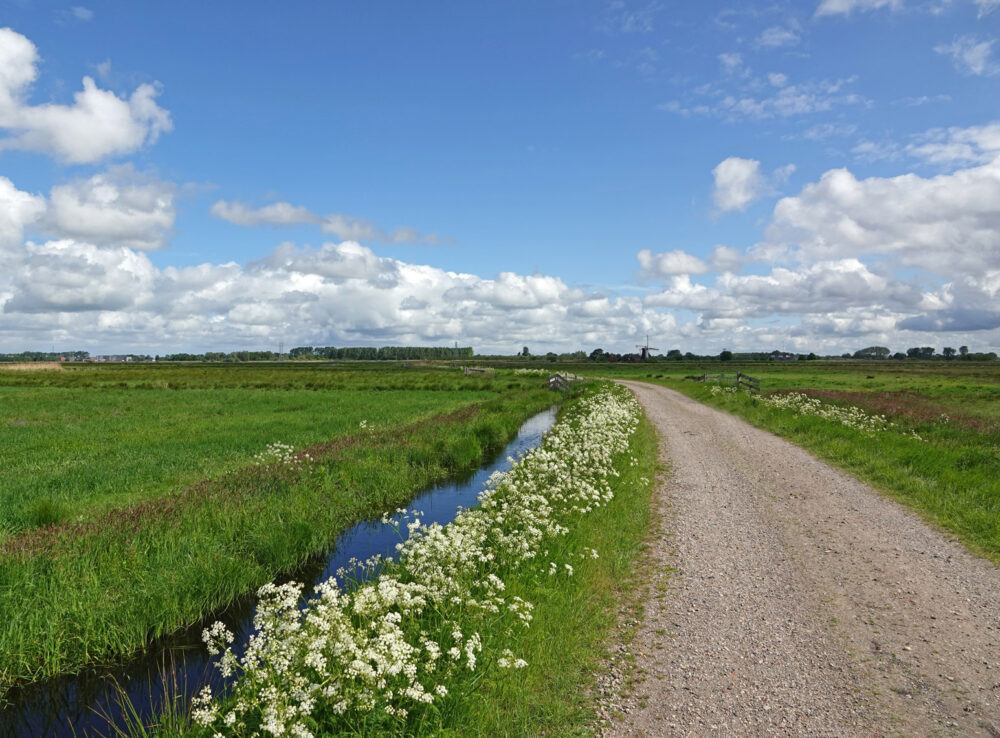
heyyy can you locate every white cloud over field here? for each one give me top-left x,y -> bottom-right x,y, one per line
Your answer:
0,28 -> 171,163
0,237 -> 672,353
46,166 -> 175,250
0,168 -> 670,351
639,142 -> 1000,350
3,146 -> 999,354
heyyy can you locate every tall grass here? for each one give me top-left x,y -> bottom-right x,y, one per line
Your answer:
0,367 -> 517,536
0,379 -> 558,699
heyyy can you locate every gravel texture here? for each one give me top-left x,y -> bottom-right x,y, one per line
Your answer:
602,381 -> 1000,737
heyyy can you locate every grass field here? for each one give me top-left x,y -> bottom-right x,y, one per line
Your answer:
1,385 -> 500,538
0,363 -> 559,697
574,360 -> 1000,561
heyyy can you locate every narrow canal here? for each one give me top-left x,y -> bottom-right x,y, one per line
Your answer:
1,407 -> 558,738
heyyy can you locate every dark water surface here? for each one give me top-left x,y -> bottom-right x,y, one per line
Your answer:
1,407 -> 557,738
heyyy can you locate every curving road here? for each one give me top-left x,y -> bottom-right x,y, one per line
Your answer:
605,381 -> 1000,737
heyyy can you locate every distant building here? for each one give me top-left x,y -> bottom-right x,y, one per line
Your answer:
88,355 -> 134,363
770,351 -> 796,361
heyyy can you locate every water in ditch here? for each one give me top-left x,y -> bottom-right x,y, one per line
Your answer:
1,406 -> 558,738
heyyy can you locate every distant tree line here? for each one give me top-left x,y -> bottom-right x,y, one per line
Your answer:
152,347 -> 475,362
585,348 -> 820,363
0,350 -> 90,362
157,351 -> 279,362
584,345 -> 998,363
4,344 -> 997,364
288,346 -> 474,360
849,345 -> 997,361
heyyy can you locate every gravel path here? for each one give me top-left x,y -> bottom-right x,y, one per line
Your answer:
603,381 -> 1000,737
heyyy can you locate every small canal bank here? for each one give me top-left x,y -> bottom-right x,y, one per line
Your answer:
2,407 -> 558,738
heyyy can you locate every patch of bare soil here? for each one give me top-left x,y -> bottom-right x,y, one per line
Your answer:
0,362 -> 62,371
601,381 -> 1000,737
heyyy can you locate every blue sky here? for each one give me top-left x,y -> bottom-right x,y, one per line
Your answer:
0,0 -> 998,355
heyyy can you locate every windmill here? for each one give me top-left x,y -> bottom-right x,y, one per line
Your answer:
635,335 -> 659,361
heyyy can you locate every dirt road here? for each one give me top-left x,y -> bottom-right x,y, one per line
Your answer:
605,381 -> 1000,737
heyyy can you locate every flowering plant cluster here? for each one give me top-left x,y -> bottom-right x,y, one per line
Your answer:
759,392 -> 894,434
193,385 -> 640,737
253,442 -> 311,467
709,385 -> 739,396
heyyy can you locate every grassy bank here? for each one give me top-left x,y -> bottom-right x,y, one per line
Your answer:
578,360 -> 1000,562
0,363 -> 523,537
455,410 -> 657,736
0,364 -> 557,699
154,383 -> 654,737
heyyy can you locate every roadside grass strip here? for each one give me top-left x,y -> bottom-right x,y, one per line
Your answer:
190,384 -> 642,737
758,392 -> 898,435
710,386 -> 920,438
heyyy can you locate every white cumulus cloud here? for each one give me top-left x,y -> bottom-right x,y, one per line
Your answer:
637,248 -> 710,277
46,166 -> 175,250
712,157 -> 767,212
0,175 -> 45,250
0,27 -> 171,163
6,239 -> 156,313
637,152 -> 1000,349
0,233 -> 672,354
759,157 -> 1000,278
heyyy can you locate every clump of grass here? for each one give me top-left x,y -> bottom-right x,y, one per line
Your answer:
24,497 -> 70,529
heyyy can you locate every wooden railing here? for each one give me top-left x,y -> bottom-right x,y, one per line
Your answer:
736,372 -> 760,392
694,371 -> 760,392
547,373 -> 583,392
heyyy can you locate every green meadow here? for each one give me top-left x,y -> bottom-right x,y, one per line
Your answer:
0,364 -> 513,537
0,363 -> 557,696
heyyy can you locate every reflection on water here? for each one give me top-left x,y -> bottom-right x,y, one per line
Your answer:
1,407 -> 557,738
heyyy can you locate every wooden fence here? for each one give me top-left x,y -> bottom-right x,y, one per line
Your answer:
695,371 -> 760,392
547,373 -> 582,392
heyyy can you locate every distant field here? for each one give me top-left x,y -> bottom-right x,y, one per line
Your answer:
573,360 -> 1000,560
0,363 -> 558,693
0,364 -> 503,537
